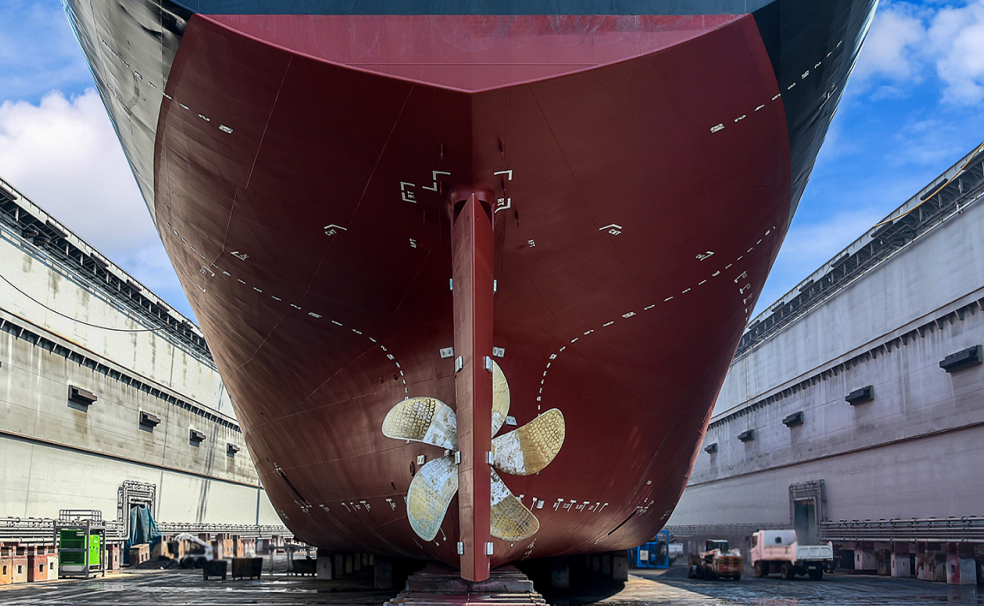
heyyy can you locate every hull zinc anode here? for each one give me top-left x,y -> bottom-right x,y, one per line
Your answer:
64,0 -> 878,580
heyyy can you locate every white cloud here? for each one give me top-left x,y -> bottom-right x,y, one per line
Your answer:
0,90 -> 154,254
927,0 -> 984,105
0,89 -> 193,319
852,3 -> 926,85
850,0 -> 984,107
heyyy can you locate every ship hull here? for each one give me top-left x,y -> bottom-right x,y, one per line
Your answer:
65,0 -> 877,571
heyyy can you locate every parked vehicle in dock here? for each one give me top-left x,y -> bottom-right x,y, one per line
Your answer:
750,529 -> 832,580
688,539 -> 743,580
629,530 -> 671,569
173,532 -> 214,568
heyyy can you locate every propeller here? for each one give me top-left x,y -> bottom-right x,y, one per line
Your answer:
382,361 -> 565,542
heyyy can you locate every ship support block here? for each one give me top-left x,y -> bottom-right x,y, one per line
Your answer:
451,194 -> 494,582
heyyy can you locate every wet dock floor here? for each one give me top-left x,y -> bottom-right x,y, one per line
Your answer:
2,561 -> 983,605
562,568 -> 984,605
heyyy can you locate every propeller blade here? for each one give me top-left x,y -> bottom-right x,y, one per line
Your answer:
490,469 -> 539,541
492,408 -> 565,476
491,360 -> 511,436
382,397 -> 457,450
406,455 -> 458,541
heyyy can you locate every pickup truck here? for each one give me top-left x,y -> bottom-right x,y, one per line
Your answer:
750,529 -> 833,580
688,539 -> 743,580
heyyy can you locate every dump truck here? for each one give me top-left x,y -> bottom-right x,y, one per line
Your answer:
750,529 -> 833,580
688,539 -> 743,580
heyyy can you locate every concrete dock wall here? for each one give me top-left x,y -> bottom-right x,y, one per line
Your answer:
668,147 -> 984,538
716,187 -> 984,418
2,433 -> 279,525
0,178 -> 279,527
0,233 -> 232,418
0,306 -> 281,525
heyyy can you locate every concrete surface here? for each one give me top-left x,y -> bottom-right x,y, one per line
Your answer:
2,561 -> 983,605
0,189 -> 229,415
552,565 -> 984,605
668,151 -> 984,532
0,180 -> 281,526
717,147 -> 984,416
0,304 -> 281,524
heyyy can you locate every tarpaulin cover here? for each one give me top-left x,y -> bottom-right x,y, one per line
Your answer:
124,505 -> 161,563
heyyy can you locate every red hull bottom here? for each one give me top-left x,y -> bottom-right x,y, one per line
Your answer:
152,13 -> 790,571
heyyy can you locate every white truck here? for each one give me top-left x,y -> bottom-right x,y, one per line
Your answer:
750,529 -> 833,580
173,532 -> 214,568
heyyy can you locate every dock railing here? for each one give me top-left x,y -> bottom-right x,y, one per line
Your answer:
0,515 -> 290,546
820,517 -> 984,543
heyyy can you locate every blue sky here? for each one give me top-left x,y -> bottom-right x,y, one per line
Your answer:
0,1 -> 983,323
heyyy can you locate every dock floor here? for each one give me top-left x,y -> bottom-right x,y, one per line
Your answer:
2,560 -> 982,605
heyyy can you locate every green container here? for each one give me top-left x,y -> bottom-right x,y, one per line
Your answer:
58,528 -> 102,570
59,529 -> 86,567
89,534 -> 102,567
